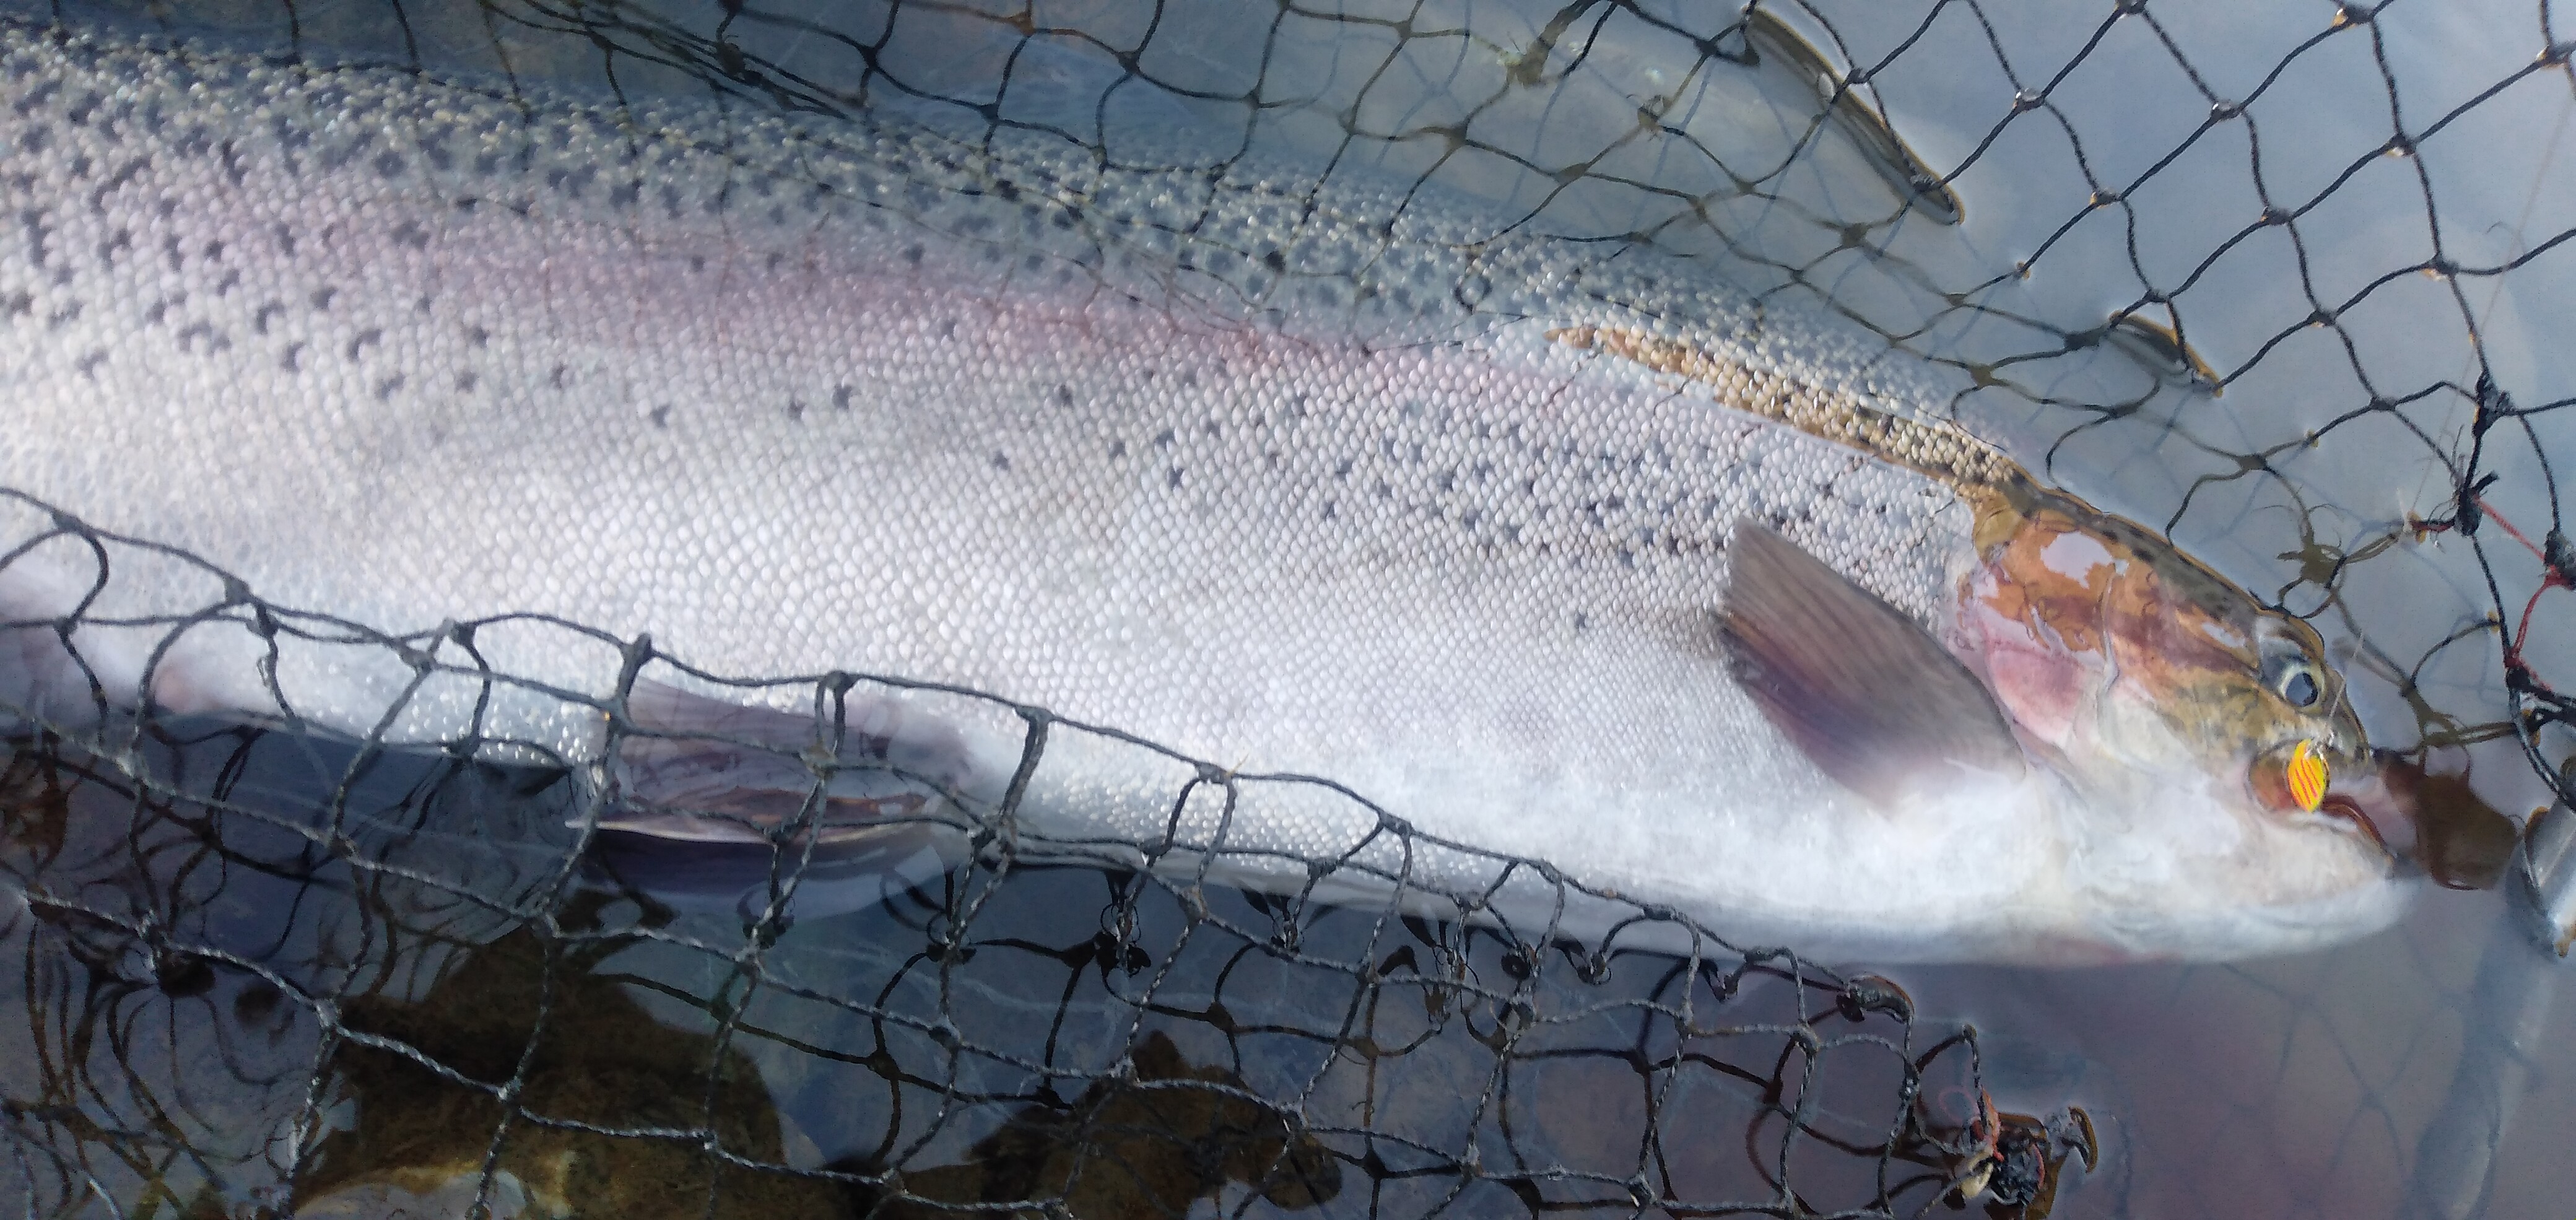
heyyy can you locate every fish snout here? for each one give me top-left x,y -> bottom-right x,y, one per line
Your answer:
2248,741 -> 2419,866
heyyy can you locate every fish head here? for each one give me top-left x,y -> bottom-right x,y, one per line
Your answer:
1959,485 -> 2416,873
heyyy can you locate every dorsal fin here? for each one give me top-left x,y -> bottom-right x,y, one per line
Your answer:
1717,523 -> 2026,808
1546,326 -> 2020,489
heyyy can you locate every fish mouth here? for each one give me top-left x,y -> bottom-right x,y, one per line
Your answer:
2250,741 -> 2419,868
2317,778 -> 2414,865
2248,744 -> 2531,890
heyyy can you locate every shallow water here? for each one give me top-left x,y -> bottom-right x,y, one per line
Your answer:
2,725 -> 1990,1218
3,0 -> 2572,1216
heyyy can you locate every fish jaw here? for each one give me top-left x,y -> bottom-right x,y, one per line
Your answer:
2059,753 -> 2414,958
2246,738 -> 2422,866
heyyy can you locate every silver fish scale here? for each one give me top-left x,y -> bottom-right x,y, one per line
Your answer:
0,22 -> 2050,950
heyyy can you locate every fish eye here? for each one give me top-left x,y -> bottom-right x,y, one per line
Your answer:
2262,651 -> 2321,708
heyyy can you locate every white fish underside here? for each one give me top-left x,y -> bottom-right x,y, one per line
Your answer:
0,23 -> 2403,964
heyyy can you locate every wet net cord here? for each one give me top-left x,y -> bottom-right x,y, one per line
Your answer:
0,544 -> 2021,1218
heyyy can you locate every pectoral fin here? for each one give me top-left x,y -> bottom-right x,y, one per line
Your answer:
1718,523 -> 2026,808
598,678 -> 995,846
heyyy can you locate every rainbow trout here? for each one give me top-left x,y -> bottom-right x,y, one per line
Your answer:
0,19 -> 2416,963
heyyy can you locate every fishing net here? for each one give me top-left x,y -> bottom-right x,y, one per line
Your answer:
1,0 -> 2570,1217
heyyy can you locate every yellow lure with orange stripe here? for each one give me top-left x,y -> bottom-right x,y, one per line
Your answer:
2286,740 -> 2328,814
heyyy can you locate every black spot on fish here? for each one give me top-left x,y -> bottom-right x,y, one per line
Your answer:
310,285 -> 336,311
786,400 -> 806,421
74,349 -> 105,378
833,384 -> 853,411
649,404 -> 671,428
281,342 -> 303,372
466,325 -> 489,347
991,451 -> 1011,471
374,374 -> 404,401
347,328 -> 381,360
609,181 -> 639,209
939,319 -> 956,339
18,209 -> 48,269
1108,439 -> 1128,459
1053,384 -> 1074,408
391,220 -> 429,250
456,371 -> 478,393
765,251 -> 785,274
1168,467 -> 1185,489
550,364 -> 570,390
373,150 -> 404,179
688,254 -> 706,274
546,165 -> 596,197
12,79 -> 62,118
252,301 -> 282,334
903,244 -> 924,265
315,132 -> 362,172
143,297 -> 169,326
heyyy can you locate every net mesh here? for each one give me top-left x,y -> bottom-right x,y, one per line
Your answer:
1,0 -> 2570,1217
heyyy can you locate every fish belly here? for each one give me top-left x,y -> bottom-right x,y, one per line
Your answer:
0,22 -> 2227,961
